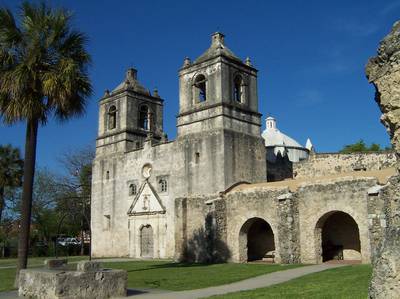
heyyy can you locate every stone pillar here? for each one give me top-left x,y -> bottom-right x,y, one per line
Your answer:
366,21 -> 400,298
276,192 -> 301,264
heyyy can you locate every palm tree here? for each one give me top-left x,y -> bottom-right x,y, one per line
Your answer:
0,2 -> 92,282
0,144 -> 23,223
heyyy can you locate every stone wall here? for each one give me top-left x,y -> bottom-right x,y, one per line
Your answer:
175,175 -> 388,265
366,20 -> 400,298
293,152 -> 396,179
297,178 -> 376,264
174,195 -> 230,263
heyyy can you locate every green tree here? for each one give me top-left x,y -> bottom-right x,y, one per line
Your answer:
56,146 -> 93,255
0,144 -> 23,223
0,2 -> 91,281
340,139 -> 384,153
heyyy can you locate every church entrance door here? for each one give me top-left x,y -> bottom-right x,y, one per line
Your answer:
140,225 -> 154,258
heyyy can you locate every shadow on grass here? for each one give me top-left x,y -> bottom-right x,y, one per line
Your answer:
121,261 -> 225,273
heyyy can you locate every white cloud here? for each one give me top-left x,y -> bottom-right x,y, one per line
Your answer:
379,1 -> 400,16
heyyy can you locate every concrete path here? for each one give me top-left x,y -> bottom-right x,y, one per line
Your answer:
120,263 -> 345,299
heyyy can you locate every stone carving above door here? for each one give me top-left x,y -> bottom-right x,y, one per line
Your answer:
127,180 -> 166,216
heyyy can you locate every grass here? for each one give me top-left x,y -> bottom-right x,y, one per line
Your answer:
0,258 -> 301,292
0,255 -> 88,267
0,268 -> 16,292
209,264 -> 372,299
103,261 -> 302,291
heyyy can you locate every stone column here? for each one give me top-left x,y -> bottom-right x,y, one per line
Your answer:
366,21 -> 400,298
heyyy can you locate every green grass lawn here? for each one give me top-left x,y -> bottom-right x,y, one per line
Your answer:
209,264 -> 372,299
0,268 -> 16,292
0,258 -> 301,292
0,255 -> 88,267
103,261 -> 302,291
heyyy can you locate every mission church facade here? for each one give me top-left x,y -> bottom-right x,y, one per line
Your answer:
91,33 -> 396,264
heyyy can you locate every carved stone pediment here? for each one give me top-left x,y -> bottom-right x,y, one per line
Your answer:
127,180 -> 166,216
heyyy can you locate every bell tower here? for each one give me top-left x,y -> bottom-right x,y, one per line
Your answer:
96,68 -> 165,153
176,33 -> 266,194
177,32 -> 261,137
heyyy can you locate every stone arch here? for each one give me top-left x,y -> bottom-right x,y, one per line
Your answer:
315,211 -> 361,263
140,224 -> 154,258
238,217 -> 275,262
193,73 -> 207,103
107,105 -> 117,130
139,104 -> 152,130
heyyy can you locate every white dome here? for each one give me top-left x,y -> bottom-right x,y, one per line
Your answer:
262,117 -> 303,148
262,117 -> 309,163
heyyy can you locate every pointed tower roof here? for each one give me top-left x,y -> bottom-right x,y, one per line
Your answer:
193,32 -> 242,64
305,138 -> 314,151
112,68 -> 150,96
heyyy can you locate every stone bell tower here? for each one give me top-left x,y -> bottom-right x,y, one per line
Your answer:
176,33 -> 266,194
96,68 -> 165,154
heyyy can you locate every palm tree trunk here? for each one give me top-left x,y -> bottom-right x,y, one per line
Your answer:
0,186 -> 4,224
15,118 -> 38,287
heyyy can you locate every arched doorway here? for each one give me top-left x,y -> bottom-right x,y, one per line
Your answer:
239,217 -> 275,262
315,211 -> 361,263
140,225 -> 154,258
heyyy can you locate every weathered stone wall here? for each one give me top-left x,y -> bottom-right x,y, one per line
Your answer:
297,177 -> 376,264
224,188 -> 286,263
367,185 -> 387,263
91,140 -> 179,259
369,176 -> 400,297
293,152 -> 396,179
176,176 -> 384,265
174,195 -> 230,263
366,21 -> 400,298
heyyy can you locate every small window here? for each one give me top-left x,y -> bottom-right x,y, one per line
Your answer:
129,184 -> 137,196
108,106 -> 117,129
139,105 -> 150,130
159,179 -> 168,193
106,171 -> 110,180
195,152 -> 200,164
194,75 -> 206,102
233,76 -> 242,102
103,215 -> 110,230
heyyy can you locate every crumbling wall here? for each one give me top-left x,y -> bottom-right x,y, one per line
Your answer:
297,178 -> 376,264
366,20 -> 400,298
293,152 -> 396,179
174,195 -> 230,263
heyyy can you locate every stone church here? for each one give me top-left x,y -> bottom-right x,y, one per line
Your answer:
91,33 -> 396,264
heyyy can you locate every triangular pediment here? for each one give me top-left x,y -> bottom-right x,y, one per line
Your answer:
127,180 -> 166,216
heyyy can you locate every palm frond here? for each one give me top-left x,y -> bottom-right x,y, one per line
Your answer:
0,1 -> 92,125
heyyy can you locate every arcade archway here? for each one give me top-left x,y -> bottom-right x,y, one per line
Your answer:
315,211 -> 361,263
239,217 -> 275,262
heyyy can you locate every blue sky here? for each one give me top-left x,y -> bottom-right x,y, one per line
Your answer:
1,0 -> 399,173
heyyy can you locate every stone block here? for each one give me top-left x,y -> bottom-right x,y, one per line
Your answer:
77,261 -> 102,272
44,258 -> 68,269
19,268 -> 127,299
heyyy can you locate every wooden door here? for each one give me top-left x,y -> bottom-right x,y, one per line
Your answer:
140,225 -> 154,258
